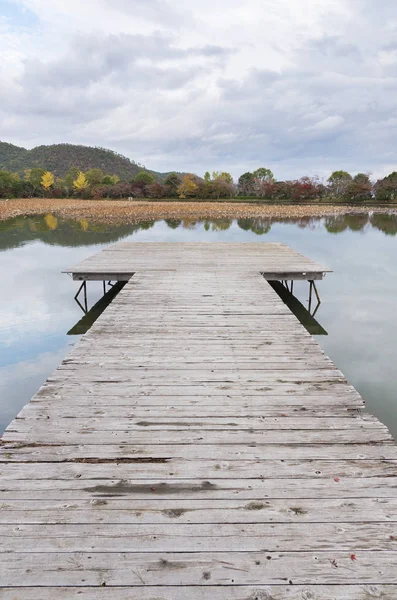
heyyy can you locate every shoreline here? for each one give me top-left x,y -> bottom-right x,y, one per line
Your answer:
1,198 -> 397,225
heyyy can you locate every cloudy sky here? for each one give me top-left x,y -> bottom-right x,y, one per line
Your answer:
1,0 -> 397,179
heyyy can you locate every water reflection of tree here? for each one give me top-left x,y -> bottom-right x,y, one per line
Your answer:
137,221 -> 155,230
237,218 -> 271,235
324,214 -> 369,234
0,215 -> 148,251
181,218 -> 198,230
211,219 -> 232,231
344,214 -> 369,231
370,213 -> 397,236
164,219 -> 182,229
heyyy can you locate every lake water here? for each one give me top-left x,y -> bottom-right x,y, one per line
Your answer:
1,212 -> 397,438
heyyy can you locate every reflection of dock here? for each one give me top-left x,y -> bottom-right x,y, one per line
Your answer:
270,281 -> 328,335
2,243 -> 397,597
68,282 -> 126,335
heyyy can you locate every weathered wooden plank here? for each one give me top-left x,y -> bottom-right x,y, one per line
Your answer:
3,427 -> 391,444
2,552 -> 396,586
3,443 -> 395,461
2,522 -> 396,552
1,586 -> 395,600
7,415 -> 384,433
2,497 -> 397,524
1,477 -> 396,500
16,405 -> 363,418
2,458 -> 396,480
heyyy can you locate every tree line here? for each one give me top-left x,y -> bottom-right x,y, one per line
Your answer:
1,166 -> 397,203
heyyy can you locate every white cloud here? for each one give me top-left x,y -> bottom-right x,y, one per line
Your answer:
1,0 -> 397,179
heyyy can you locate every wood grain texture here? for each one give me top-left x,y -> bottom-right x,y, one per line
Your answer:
64,242 -> 331,281
1,244 -> 395,598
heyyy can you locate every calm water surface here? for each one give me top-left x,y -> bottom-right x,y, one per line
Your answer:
1,212 -> 397,437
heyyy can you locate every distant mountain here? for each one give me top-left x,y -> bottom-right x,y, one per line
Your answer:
0,141 -> 174,181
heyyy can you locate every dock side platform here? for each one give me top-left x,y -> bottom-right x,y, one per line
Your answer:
1,243 -> 397,599
64,241 -> 332,281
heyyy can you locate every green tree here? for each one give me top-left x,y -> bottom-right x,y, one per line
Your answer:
28,168 -> 46,189
204,171 -> 234,184
134,171 -> 155,185
218,172 -> 233,184
253,168 -> 274,182
164,173 -> 181,195
64,167 -> 80,189
85,168 -> 104,186
238,172 -> 255,195
0,170 -> 14,197
328,170 -> 352,197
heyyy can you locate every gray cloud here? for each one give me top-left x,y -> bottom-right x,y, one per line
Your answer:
1,0 -> 397,178
22,32 -> 230,88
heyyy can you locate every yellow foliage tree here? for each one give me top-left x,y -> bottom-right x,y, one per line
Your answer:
41,171 -> 55,190
73,171 -> 88,191
178,174 -> 199,198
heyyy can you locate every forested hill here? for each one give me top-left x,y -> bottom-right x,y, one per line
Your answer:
0,141 -> 161,180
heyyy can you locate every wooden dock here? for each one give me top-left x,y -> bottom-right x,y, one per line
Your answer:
1,243 -> 397,599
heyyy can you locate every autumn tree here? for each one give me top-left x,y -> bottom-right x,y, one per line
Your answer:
211,178 -> 235,199
290,177 -> 326,202
41,171 -> 55,191
108,182 -> 134,199
374,172 -> 397,202
146,183 -> 168,198
178,174 -> 199,198
73,171 -> 89,191
85,168 -> 104,186
345,173 -> 372,202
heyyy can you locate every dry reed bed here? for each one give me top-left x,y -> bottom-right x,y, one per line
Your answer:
0,198 -> 396,225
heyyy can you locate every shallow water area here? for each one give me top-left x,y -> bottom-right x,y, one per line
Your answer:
1,211 -> 397,438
